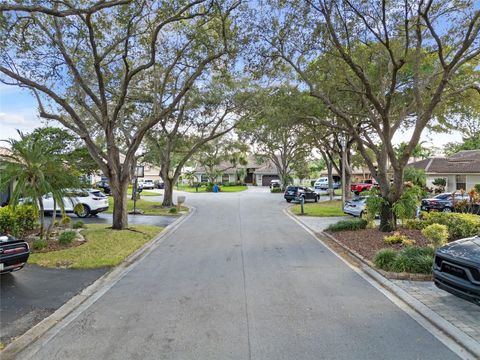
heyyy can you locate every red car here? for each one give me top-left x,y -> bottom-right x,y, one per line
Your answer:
351,179 -> 378,194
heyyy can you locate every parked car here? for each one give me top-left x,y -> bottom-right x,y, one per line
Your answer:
350,179 -> 378,194
41,189 -> 109,218
270,179 -> 281,189
284,186 -> 319,203
154,180 -> 164,189
95,180 -> 111,195
421,193 -> 470,213
140,179 -> 155,190
314,176 -> 341,191
343,196 -> 368,218
0,233 -> 30,274
433,235 -> 480,305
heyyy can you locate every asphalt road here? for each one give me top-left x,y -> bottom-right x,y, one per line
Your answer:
20,187 -> 459,359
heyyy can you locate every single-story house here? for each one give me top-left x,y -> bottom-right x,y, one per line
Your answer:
409,150 -> 480,192
193,156 -> 280,186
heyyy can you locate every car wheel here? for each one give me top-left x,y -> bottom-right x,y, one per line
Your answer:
286,199 -> 292,203
75,204 -> 90,218
359,211 -> 365,219
442,207 -> 453,213
315,196 -> 319,202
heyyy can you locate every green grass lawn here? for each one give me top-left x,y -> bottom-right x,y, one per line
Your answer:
176,185 -> 248,193
291,200 -> 344,217
127,188 -> 160,196
29,224 -> 162,269
105,198 -> 188,216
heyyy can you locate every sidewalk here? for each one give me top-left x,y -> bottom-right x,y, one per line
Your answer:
293,214 -> 480,354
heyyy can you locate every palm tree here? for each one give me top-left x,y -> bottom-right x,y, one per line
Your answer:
0,131 -> 82,239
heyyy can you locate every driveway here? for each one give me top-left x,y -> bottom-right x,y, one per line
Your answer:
15,187 -> 460,359
0,265 -> 107,345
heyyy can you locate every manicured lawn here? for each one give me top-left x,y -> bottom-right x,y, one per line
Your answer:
105,198 -> 188,215
291,200 -> 344,217
177,185 -> 248,193
127,188 -> 160,196
29,224 -> 162,269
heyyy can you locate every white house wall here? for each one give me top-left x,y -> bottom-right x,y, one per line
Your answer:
467,175 -> 480,190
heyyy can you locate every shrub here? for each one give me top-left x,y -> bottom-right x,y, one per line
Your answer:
61,216 -> 72,226
402,238 -> 416,247
390,247 -> 434,274
58,230 -> 76,245
32,238 -> 48,250
271,188 -> 283,193
373,249 -> 398,271
168,207 -> 177,214
326,218 -> 368,232
53,220 -> 60,227
421,224 -> 449,248
205,183 -> 214,192
72,220 -> 85,229
393,186 -> 422,224
384,232 -> 409,245
15,205 -> 37,232
373,247 -> 434,274
0,206 -> 18,235
475,184 -> 480,193
404,218 -> 424,230
422,212 -> 480,240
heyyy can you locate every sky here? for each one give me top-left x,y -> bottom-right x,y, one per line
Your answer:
0,83 -> 464,155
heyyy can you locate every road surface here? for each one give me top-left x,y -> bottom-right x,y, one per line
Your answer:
20,187 -> 459,359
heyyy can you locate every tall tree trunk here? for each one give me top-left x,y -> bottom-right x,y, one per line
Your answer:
38,197 -> 45,239
162,177 -> 175,207
46,198 -> 57,240
111,179 -> 129,230
326,159 -> 334,200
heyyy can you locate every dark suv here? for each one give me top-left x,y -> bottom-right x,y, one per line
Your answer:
0,234 -> 30,274
284,186 -> 319,203
421,193 -> 469,213
433,236 -> 480,305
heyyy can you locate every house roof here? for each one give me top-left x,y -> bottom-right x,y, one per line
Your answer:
408,150 -> 480,174
254,160 -> 278,175
193,155 -> 279,175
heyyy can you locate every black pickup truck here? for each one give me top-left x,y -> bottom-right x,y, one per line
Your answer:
0,233 -> 30,274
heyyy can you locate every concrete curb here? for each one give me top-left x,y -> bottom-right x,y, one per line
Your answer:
284,208 -> 480,360
1,207 -> 195,360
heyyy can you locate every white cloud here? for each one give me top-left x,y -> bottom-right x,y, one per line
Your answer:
0,109 -> 42,140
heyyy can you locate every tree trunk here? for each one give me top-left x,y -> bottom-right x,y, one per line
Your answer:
379,201 -> 396,232
38,197 -> 45,239
162,178 -> 175,207
111,179 -> 129,230
327,160 -> 334,200
46,198 -> 57,240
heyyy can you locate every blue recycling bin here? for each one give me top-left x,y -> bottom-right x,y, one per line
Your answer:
213,184 -> 219,193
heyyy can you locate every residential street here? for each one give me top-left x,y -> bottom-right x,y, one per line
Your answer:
19,187 -> 460,360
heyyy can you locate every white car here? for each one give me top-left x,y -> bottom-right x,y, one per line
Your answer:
140,179 -> 155,190
42,189 -> 109,218
314,177 -> 341,191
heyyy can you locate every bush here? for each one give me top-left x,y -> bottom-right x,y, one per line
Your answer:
61,216 -> 72,226
0,206 -> 18,235
390,247 -> 434,274
373,247 -> 434,274
373,249 -> 398,271
421,224 -> 449,248
422,212 -> 480,240
32,238 -> 48,250
271,188 -> 283,193
15,205 -> 37,232
475,184 -> 480,193
402,238 -> 416,247
326,218 -> 368,232
72,220 -> 85,229
168,207 -> 177,214
384,232 -> 409,245
58,230 -> 76,245
404,218 -> 424,230
205,183 -> 214,192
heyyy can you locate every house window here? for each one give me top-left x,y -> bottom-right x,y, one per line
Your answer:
200,174 -> 208,183
222,174 -> 229,182
456,175 -> 466,191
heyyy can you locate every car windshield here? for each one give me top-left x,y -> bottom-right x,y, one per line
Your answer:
434,194 -> 451,200
90,191 -> 106,198
351,197 -> 366,202
286,186 -> 298,191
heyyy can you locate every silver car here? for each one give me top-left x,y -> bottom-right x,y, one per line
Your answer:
343,196 -> 368,217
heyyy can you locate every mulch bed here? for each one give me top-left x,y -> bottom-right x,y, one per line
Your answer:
326,228 -> 430,261
24,228 -> 86,253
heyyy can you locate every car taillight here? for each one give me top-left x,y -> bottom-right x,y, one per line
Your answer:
3,246 -> 26,255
